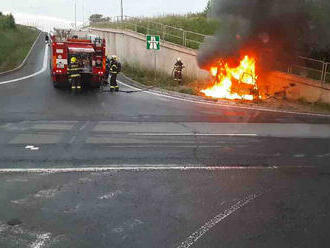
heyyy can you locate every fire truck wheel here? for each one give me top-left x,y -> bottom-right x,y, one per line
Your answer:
53,81 -> 60,88
92,82 -> 101,89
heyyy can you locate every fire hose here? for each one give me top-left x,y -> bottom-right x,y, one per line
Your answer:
100,86 -> 156,94
118,87 -> 155,94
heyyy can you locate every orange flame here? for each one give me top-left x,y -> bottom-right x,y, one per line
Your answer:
201,56 -> 258,101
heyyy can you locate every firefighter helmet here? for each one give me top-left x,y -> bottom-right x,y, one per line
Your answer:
112,55 -> 118,61
177,57 -> 182,62
71,57 -> 77,63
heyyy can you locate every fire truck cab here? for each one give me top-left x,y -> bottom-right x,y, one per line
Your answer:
50,30 -> 106,88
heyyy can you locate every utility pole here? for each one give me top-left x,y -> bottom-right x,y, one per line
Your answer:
82,0 -> 85,25
74,0 -> 77,29
121,0 -> 124,22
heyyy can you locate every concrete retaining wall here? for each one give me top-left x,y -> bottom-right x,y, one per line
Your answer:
265,71 -> 330,104
85,28 -> 209,80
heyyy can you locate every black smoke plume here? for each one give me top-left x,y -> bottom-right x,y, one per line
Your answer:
198,0 -> 329,71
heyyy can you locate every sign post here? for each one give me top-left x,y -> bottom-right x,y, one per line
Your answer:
146,35 -> 160,83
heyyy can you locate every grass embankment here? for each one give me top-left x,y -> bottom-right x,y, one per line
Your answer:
0,14 -> 39,72
132,13 -> 218,35
122,63 -> 208,95
92,13 -> 218,49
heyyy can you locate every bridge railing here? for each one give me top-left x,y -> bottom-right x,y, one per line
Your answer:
288,56 -> 330,84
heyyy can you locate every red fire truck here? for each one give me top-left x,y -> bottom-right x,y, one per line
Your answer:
50,30 -> 106,88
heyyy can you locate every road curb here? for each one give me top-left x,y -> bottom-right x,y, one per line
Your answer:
119,74 -> 330,118
0,28 -> 42,76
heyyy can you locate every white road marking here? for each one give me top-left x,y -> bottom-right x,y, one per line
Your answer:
11,198 -> 29,205
30,233 -> 51,248
34,188 -> 58,198
118,80 -> 330,118
0,221 -> 8,233
176,192 -> 262,248
5,178 -> 29,183
0,166 -> 288,174
25,145 -> 40,151
79,121 -> 90,131
130,133 -> 257,137
316,153 -> 330,158
0,44 -> 48,85
69,136 -> 77,144
98,190 -> 122,200
112,219 -> 143,234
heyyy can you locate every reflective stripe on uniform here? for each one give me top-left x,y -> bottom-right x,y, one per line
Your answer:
69,74 -> 81,78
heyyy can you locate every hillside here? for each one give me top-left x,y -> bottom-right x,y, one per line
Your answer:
0,13 -> 39,72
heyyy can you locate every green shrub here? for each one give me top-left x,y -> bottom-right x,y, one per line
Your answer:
179,87 -> 196,95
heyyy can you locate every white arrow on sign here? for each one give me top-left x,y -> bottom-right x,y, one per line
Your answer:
148,36 -> 158,50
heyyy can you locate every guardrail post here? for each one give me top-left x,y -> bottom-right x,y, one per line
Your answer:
321,62 -> 325,82
181,29 -> 184,46
183,31 -> 187,47
162,25 -> 165,41
323,63 -> 328,82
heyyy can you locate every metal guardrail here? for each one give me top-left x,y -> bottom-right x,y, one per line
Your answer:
92,16 -> 209,49
289,56 -> 330,84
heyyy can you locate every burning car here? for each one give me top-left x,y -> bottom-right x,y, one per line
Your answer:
201,56 -> 260,101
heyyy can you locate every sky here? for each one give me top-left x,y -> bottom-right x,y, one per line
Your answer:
1,0 -> 209,30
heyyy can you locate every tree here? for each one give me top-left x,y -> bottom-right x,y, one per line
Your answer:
0,13 -> 16,29
8,14 -> 16,28
89,14 -> 104,24
203,0 -> 215,16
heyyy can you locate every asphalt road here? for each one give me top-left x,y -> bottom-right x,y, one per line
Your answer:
0,33 -> 329,248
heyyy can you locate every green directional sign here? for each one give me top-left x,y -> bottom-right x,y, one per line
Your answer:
146,35 -> 160,50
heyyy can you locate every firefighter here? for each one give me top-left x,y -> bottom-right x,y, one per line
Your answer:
103,57 -> 111,85
45,34 -> 49,45
174,58 -> 184,84
68,56 -> 83,90
109,55 -> 116,66
109,55 -> 121,92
